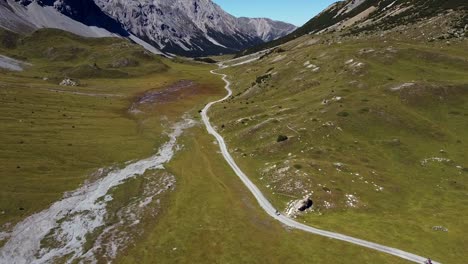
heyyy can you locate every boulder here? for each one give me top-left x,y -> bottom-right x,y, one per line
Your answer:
432,226 -> 448,232
294,197 -> 313,211
59,78 -> 79,86
277,135 -> 288,142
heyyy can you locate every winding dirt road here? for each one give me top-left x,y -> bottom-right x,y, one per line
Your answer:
202,67 -> 439,264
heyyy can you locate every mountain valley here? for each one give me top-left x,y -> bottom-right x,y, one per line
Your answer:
0,0 -> 467,263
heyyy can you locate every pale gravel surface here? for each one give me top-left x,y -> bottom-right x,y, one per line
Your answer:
231,56 -> 260,66
0,54 -> 30,71
203,64 -> 438,264
0,118 -> 194,264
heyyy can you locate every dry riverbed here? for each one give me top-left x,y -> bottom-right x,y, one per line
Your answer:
0,118 -> 194,263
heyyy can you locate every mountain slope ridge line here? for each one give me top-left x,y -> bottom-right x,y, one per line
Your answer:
0,0 -> 296,57
202,64 -> 440,264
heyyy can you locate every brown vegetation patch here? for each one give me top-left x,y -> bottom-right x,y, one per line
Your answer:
130,80 -> 204,113
392,83 -> 468,105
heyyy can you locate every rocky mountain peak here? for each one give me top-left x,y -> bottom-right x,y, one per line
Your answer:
0,0 -> 296,57
95,0 -> 296,56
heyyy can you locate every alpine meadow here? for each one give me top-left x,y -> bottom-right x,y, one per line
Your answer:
0,0 -> 466,263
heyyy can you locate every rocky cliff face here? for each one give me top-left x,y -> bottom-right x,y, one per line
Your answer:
33,0 -> 130,36
0,0 -> 296,56
237,17 -> 297,42
0,0 -> 128,37
94,0 -> 296,56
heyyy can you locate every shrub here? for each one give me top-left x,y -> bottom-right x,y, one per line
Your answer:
337,111 -> 350,117
293,164 -> 302,169
277,135 -> 288,142
359,107 -> 370,113
255,74 -> 271,84
193,57 -> 217,63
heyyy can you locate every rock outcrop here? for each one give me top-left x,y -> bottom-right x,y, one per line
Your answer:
286,196 -> 313,217
59,78 -> 78,86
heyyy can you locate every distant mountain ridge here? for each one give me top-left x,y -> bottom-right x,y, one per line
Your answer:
0,0 -> 296,56
94,0 -> 296,56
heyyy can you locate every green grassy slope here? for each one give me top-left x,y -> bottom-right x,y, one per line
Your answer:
0,28 -> 414,263
117,126 -> 409,264
1,28 -> 168,79
210,35 -> 468,263
0,15 -> 464,262
0,28 -> 223,228
239,0 -> 467,57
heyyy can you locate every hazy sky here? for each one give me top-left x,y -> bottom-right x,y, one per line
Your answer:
211,0 -> 338,26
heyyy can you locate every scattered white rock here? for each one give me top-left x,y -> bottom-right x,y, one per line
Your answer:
305,63 -> 320,72
359,48 -> 375,54
432,226 -> 448,232
323,201 -> 333,209
345,194 -> 359,208
59,78 -> 79,87
372,183 -> 384,192
390,82 -> 415,91
420,157 -> 452,166
350,62 -> 365,68
333,162 -> 345,168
